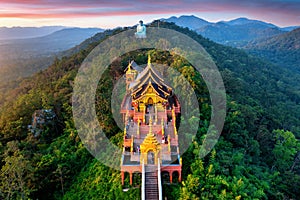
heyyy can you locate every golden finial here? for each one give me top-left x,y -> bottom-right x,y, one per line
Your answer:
126,62 -> 132,73
148,54 -> 151,66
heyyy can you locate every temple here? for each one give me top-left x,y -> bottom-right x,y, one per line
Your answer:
120,56 -> 181,199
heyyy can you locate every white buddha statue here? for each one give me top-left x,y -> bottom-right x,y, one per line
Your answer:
135,20 -> 146,38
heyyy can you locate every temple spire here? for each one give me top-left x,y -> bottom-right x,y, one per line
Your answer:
148,54 -> 151,66
127,62 -> 132,73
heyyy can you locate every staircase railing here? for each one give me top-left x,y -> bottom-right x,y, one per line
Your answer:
141,160 -> 145,200
158,158 -> 162,200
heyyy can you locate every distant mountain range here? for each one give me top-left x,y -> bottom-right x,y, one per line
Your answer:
0,28 -> 103,59
163,15 -> 299,46
163,15 -> 300,74
0,27 -> 103,82
0,26 -> 67,40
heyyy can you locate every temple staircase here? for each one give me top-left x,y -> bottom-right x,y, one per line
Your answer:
145,165 -> 158,200
142,160 -> 162,200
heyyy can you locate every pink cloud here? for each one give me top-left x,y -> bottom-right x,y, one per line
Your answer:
0,0 -> 299,26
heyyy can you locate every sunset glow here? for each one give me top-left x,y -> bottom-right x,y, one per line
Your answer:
0,0 -> 299,28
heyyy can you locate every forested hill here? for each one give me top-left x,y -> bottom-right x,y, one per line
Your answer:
246,28 -> 300,51
0,21 -> 299,199
243,28 -> 300,72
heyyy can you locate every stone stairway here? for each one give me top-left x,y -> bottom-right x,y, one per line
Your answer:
145,165 -> 159,200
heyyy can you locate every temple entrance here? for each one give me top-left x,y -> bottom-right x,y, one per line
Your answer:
147,151 -> 154,165
161,171 -> 170,184
148,97 -> 153,105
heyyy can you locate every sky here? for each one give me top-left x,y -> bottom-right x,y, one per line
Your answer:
0,0 -> 300,28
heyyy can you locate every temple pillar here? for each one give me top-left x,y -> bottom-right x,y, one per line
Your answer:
131,135 -> 134,155
144,153 -> 147,164
172,109 -> 176,126
140,153 -> 147,165
161,119 -> 164,136
137,118 -> 140,139
179,171 -> 182,182
169,171 -> 173,183
121,172 -> 125,185
168,135 -> 171,152
155,105 -> 158,124
130,172 -> 133,185
154,151 -> 159,165
164,107 -> 167,119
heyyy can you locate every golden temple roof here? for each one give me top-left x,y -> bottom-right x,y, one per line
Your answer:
129,56 -> 172,100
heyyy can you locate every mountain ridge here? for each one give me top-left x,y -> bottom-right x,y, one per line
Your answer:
163,15 -> 298,46
0,27 -> 104,83
163,15 -> 299,31
223,17 -> 277,28
0,26 -> 66,40
162,15 -> 212,29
